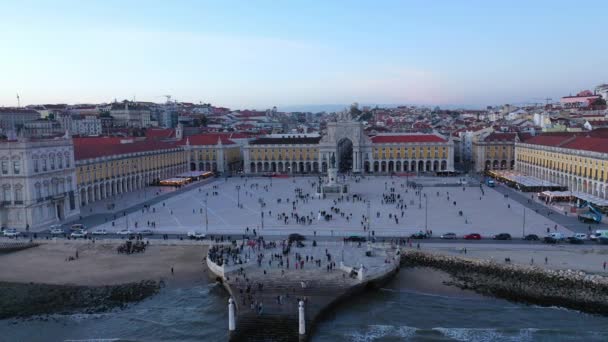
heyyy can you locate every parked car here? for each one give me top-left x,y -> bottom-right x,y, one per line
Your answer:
345,235 -> 366,242
524,234 -> 539,241
187,231 -> 205,240
288,233 -> 306,243
568,237 -> 584,244
493,233 -> 512,240
50,227 -> 65,235
117,229 -> 134,235
92,229 -> 108,235
572,233 -> 588,240
440,232 -> 457,239
464,233 -> 481,240
138,229 -> 154,236
70,229 -> 88,238
548,232 -> 565,241
410,231 -> 429,239
543,236 -> 559,244
3,228 -> 20,237
71,224 -> 86,231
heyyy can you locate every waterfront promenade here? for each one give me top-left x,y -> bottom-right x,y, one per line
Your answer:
206,239 -> 400,341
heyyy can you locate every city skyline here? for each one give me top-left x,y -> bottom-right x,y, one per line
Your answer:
1,0 -> 607,109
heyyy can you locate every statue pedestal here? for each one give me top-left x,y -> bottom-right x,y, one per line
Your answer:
320,167 -> 348,195
327,168 -> 338,185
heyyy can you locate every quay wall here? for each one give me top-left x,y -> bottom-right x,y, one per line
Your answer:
401,250 -> 608,315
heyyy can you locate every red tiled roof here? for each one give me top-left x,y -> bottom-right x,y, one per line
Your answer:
370,134 -> 446,144
73,137 -> 180,160
185,134 -> 236,145
145,128 -> 175,140
562,136 -> 608,154
523,133 -> 608,154
483,132 -> 517,142
522,135 -> 572,147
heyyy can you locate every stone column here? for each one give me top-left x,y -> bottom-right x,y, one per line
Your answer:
228,298 -> 236,332
298,300 -> 305,336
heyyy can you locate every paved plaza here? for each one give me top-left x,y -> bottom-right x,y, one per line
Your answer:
90,176 -> 570,238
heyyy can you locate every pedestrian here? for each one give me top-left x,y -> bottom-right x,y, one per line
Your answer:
604,261 -> 606,270
171,267 -> 174,275
545,257 -> 548,265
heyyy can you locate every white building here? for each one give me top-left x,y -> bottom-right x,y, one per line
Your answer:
0,108 -> 41,134
0,136 -> 79,230
110,101 -> 152,128
596,84 -> 608,101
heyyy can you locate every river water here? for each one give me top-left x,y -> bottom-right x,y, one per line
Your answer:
2,268 -> 608,342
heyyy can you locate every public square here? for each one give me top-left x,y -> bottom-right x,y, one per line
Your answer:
89,176 -> 569,238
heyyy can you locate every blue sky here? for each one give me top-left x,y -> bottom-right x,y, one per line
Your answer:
1,0 -> 607,110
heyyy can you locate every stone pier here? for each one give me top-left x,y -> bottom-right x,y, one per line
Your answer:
206,239 -> 400,341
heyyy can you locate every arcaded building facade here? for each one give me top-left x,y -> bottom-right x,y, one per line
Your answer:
243,114 -> 454,174
0,136 -> 79,229
515,135 -> 608,199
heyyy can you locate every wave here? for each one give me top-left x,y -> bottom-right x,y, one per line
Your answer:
346,324 -> 417,342
379,287 -> 483,301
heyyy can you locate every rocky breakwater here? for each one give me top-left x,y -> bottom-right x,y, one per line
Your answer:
0,280 -> 160,319
401,250 -> 608,315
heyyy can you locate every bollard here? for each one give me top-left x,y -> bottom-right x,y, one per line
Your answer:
228,297 -> 236,332
358,264 -> 365,281
298,300 -> 305,336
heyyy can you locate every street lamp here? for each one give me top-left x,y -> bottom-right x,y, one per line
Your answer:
367,200 -> 371,239
205,193 -> 209,233
260,200 -> 264,230
425,196 -> 428,233
236,185 -> 241,208
522,207 -> 526,238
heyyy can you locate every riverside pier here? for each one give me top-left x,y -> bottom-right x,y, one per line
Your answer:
206,239 -> 400,341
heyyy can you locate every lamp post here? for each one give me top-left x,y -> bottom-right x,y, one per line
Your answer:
522,207 -> 526,238
236,185 -> 241,208
260,201 -> 264,230
204,193 -> 209,232
425,196 -> 428,233
367,200 -> 371,239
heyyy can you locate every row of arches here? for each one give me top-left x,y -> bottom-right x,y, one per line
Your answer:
79,165 -> 186,206
518,163 -> 608,199
484,159 -> 515,170
250,161 -> 321,173
365,159 -> 448,173
190,162 -> 218,172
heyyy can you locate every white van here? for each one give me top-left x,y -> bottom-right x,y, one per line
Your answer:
572,233 -> 587,240
549,232 -> 565,240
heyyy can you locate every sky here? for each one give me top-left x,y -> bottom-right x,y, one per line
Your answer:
1,0 -> 607,110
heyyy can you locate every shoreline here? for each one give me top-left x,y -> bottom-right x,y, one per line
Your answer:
0,280 -> 160,320
0,241 -> 209,319
401,250 -> 608,315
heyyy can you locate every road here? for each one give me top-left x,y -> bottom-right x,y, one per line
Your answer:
490,182 -> 608,233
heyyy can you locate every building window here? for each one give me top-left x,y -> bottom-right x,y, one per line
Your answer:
42,159 -> 47,171
1,161 -> 8,174
2,186 -> 11,203
13,160 -> 20,174
14,188 -> 23,204
66,156 -> 70,168
34,159 -> 39,172
58,156 -> 63,169
50,156 -> 55,170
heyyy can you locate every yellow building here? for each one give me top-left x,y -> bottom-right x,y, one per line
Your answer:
515,134 -> 608,199
74,137 -> 188,206
243,131 -> 454,174
185,134 -> 243,173
244,136 -> 321,173
472,132 -> 520,172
